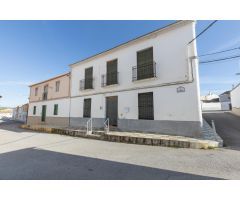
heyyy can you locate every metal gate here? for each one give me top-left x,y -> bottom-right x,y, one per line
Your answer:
41,105 -> 47,122
106,96 -> 118,126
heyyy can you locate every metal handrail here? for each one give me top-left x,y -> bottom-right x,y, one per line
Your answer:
211,120 -> 217,133
86,118 -> 92,134
101,72 -> 119,87
80,78 -> 94,90
42,92 -> 48,100
104,118 -> 109,134
132,61 -> 156,81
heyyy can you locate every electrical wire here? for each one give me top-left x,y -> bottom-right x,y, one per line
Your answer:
188,20 -> 218,44
199,46 -> 240,57
200,54 -> 240,64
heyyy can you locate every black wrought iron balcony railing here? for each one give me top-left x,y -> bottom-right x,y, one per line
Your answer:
42,92 -> 48,100
101,72 -> 119,87
132,61 -> 156,81
80,78 -> 94,90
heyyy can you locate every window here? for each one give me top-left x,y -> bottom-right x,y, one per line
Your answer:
33,106 -> 36,115
136,47 -> 154,80
138,92 -> 154,120
43,85 -> 48,100
35,87 -> 38,96
106,59 -> 118,85
53,104 -> 58,115
56,81 -> 60,92
83,98 -> 91,118
84,67 -> 93,89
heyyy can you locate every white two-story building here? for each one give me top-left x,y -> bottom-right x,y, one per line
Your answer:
69,20 -> 202,137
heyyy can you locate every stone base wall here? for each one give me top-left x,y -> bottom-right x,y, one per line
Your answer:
28,116 -> 202,138
118,119 -> 202,138
70,117 -> 105,129
27,116 -> 69,127
70,117 -> 201,138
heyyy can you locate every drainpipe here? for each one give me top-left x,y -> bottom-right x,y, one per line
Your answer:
68,72 -> 71,127
187,21 -> 203,127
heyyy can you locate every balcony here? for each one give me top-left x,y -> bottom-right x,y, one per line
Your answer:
42,92 -> 48,100
80,78 -> 94,90
101,72 -> 119,87
132,61 -> 156,81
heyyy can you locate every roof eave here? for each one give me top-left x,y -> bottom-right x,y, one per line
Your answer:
69,20 -> 195,68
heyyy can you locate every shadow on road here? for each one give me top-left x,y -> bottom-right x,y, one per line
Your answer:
0,118 -> 30,133
0,147 -> 223,180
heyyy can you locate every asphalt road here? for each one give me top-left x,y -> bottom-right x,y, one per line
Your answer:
0,117 -> 240,180
203,111 -> 240,150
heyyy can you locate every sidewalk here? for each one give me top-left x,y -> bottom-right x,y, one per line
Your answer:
21,119 -> 223,149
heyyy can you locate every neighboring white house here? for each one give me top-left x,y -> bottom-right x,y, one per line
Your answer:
201,92 -> 221,111
12,104 -> 28,123
219,91 -> 231,110
231,84 -> 240,116
201,91 -> 231,111
69,20 -> 202,137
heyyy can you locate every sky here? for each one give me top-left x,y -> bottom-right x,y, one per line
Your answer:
0,20 -> 240,107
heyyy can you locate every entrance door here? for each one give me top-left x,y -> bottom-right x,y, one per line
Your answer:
41,105 -> 47,122
106,96 -> 118,126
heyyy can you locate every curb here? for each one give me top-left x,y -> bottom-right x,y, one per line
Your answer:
20,124 -> 220,149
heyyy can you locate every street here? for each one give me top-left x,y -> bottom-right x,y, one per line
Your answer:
203,111 -> 240,150
0,118 -> 240,180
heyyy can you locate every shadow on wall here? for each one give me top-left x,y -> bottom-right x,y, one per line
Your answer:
0,147 -> 222,180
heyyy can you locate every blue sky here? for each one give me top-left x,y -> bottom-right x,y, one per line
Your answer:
0,20 -> 240,107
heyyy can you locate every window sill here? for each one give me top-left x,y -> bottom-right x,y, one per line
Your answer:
133,76 -> 157,83
102,83 -> 119,88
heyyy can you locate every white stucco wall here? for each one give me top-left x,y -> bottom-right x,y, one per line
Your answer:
201,102 -> 222,111
231,85 -> 240,109
69,21 -> 202,123
28,98 -> 70,118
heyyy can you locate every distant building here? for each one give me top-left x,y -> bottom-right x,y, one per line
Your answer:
201,91 -> 231,111
12,103 -> 28,122
219,91 -> 231,110
201,92 -> 221,111
0,108 -> 13,118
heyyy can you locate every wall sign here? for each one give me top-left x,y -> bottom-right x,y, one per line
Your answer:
177,86 -> 185,93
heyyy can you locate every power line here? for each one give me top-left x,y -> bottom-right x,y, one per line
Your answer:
199,46 -> 240,57
189,20 -> 218,44
200,54 -> 240,64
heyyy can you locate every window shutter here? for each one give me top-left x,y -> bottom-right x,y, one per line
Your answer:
54,104 -> 58,115
137,47 -> 154,80
83,98 -> 91,118
107,59 -> 118,85
138,92 -> 154,120
85,67 -> 93,89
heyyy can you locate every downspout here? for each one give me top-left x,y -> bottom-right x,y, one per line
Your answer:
68,72 -> 72,127
187,21 -> 203,126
